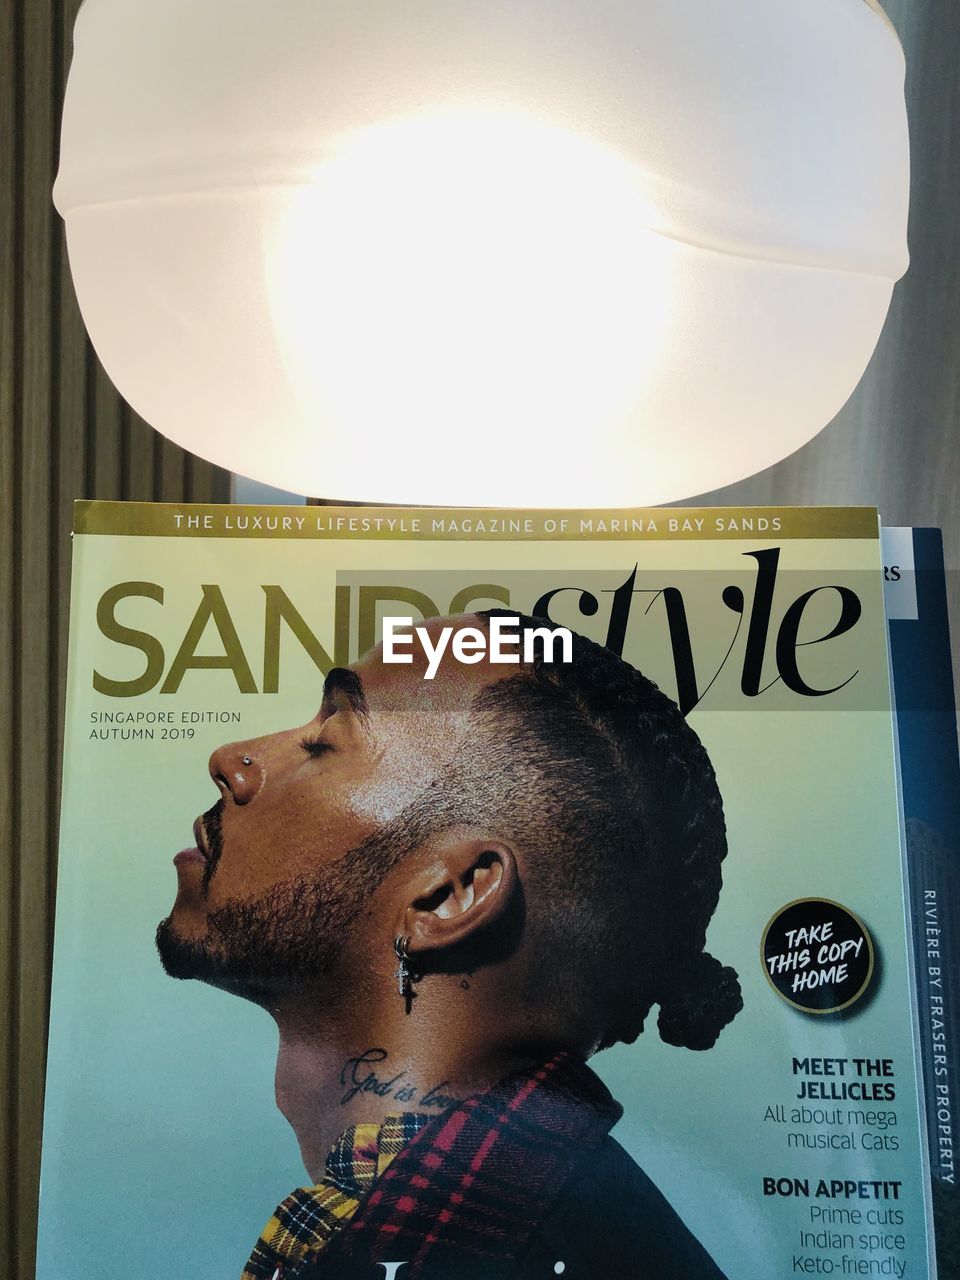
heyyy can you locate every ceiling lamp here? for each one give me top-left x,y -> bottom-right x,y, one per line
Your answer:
55,0 -> 909,506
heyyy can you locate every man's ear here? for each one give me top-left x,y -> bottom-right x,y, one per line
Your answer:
398,830 -> 518,955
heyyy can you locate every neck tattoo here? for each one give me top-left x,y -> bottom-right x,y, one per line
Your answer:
338,1048 -> 459,1112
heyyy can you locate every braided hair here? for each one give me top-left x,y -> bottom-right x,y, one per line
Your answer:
466,610 -> 743,1052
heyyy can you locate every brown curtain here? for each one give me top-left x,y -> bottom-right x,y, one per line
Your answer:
2,1 -> 958,1276
0,3 -> 231,1274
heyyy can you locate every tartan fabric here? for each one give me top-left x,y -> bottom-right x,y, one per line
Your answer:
242,1112 -> 431,1280
325,1053 -> 623,1278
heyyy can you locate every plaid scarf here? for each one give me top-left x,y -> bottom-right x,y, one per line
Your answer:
242,1112 -> 431,1280
322,1054 -> 622,1278
246,1055 -> 622,1280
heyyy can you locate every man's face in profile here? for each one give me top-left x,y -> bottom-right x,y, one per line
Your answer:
157,622 -> 505,989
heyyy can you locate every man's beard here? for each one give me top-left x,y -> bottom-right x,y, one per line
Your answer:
156,757 -> 474,998
156,828 -> 396,998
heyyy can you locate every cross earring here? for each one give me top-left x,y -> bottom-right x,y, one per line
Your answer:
394,935 -> 413,999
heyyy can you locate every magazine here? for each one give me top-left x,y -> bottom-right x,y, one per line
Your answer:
884,527 -> 959,1279
38,501 -> 937,1280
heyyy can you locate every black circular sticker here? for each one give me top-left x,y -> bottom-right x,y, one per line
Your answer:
761,898 -> 874,1015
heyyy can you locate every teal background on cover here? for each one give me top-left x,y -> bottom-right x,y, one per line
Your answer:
37,532 -> 933,1280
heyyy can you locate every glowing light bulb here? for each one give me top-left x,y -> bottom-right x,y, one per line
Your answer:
55,0 -> 909,505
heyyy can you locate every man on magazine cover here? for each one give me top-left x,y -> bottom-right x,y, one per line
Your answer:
157,611 -> 742,1280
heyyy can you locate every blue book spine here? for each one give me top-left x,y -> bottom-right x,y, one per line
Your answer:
886,527 -> 960,1278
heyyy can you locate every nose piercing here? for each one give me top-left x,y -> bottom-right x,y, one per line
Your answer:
241,755 -> 252,767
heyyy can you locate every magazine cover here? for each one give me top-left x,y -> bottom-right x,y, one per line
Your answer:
38,501 -> 936,1280
884,527 -> 960,1278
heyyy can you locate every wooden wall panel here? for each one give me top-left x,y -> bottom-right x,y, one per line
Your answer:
0,0 -> 19,1249
2,1 -> 958,1277
15,3 -> 56,1271
0,3 -> 232,1273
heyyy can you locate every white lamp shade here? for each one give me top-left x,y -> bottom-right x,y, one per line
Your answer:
55,0 -> 909,506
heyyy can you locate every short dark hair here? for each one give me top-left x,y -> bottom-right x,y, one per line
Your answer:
353,611 -> 742,1053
